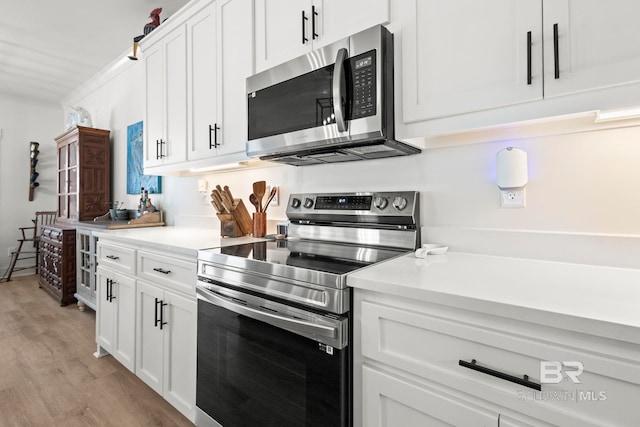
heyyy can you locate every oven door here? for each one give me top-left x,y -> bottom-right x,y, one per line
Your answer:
195,284 -> 350,427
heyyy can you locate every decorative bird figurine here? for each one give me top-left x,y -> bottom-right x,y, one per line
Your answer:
128,8 -> 163,60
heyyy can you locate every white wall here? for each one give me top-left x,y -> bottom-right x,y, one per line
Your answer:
0,97 -> 62,273
65,48 -> 640,270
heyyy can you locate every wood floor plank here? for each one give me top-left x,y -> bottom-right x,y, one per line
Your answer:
0,275 -> 194,427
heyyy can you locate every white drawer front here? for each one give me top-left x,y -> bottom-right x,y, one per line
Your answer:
362,364 -> 498,427
137,250 -> 196,295
97,242 -> 136,274
359,298 -> 640,427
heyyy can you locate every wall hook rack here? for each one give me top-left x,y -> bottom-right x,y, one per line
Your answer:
29,141 -> 40,201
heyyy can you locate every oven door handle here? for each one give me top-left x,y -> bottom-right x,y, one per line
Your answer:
197,287 -> 337,339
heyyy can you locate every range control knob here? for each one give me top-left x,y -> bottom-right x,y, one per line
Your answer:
392,196 -> 408,211
303,198 -> 314,209
373,196 -> 388,210
291,198 -> 301,208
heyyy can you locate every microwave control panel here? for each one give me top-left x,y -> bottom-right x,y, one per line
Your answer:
350,50 -> 376,119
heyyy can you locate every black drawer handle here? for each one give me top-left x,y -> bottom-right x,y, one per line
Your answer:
553,23 -> 560,79
459,359 -> 541,391
526,31 -> 532,85
301,10 -> 308,44
106,255 -> 120,260
153,267 -> 171,275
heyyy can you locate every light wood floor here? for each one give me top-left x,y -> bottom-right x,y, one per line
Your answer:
0,275 -> 194,427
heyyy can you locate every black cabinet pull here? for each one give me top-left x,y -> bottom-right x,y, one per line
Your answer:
459,359 -> 541,391
109,280 -> 116,302
526,31 -> 532,85
154,297 -> 160,327
301,10 -> 308,44
312,5 -> 318,40
153,267 -> 171,275
106,255 -> 119,260
214,123 -> 220,147
160,300 -> 168,330
106,278 -> 111,301
209,125 -> 215,149
553,23 -> 560,79
156,139 -> 166,159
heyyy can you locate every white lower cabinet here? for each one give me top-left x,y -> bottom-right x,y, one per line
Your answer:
363,364 -> 499,427
354,290 -> 640,427
95,267 -> 136,372
95,238 -> 197,423
136,281 -> 197,420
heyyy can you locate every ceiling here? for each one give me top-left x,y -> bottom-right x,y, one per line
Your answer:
0,0 -> 189,106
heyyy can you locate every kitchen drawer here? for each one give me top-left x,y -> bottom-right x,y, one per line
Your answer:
359,296 -> 640,427
362,364 -> 498,427
97,242 -> 136,275
137,250 -> 196,296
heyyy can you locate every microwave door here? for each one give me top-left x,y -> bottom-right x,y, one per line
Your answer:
247,40 -> 350,158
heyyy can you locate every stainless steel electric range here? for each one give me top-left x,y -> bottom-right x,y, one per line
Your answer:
195,191 -> 420,427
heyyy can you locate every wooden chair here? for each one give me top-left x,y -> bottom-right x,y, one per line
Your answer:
1,211 -> 57,282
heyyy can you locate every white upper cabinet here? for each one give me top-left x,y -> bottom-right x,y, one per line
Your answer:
142,0 -> 253,174
143,25 -> 188,168
397,0 -> 542,122
187,3 -> 218,161
395,0 -> 640,140
255,0 -> 389,72
187,0 -> 253,162
216,0 -> 255,157
543,0 -> 640,98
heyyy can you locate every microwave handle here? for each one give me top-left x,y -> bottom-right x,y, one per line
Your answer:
332,48 -> 348,132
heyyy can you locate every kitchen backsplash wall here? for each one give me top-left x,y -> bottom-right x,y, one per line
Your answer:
62,47 -> 640,268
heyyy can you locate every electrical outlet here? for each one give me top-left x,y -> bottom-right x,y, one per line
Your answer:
500,189 -> 526,208
271,186 -> 279,206
198,179 -> 208,193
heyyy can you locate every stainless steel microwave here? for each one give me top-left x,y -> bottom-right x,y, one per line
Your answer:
246,25 -> 420,166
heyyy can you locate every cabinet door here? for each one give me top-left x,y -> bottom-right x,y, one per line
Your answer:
112,273 -> 136,372
543,0 -> 640,98
76,229 -> 92,303
314,0 -> 389,49
136,281 -> 165,394
396,0 -> 542,123
363,365 -> 498,427
163,291 -> 197,420
217,0 -> 255,156
96,269 -> 115,353
164,27 -> 188,165
144,41 -> 164,168
187,3 -> 218,161
255,0 -> 312,72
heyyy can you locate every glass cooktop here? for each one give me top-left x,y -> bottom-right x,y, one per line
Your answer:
203,238 -> 409,276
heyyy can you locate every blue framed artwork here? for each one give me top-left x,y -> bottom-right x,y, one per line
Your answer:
127,121 -> 161,194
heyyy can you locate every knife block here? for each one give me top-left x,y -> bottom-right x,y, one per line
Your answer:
231,199 -> 253,235
216,199 -> 253,237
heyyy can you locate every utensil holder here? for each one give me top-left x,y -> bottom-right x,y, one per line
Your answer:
253,212 -> 267,238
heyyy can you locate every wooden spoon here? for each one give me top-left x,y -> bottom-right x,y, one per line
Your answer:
249,193 -> 261,212
252,181 -> 266,212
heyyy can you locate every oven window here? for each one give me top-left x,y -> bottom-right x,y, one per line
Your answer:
197,299 -> 349,427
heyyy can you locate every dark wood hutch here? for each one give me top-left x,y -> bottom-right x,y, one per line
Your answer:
39,126 -> 111,306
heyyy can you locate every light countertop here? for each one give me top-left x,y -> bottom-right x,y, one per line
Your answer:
347,251 -> 640,344
93,226 -> 267,256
